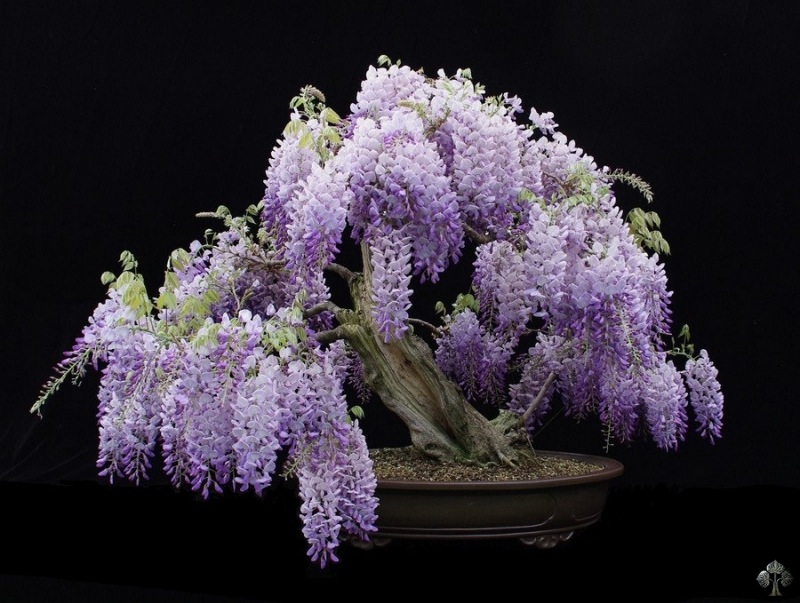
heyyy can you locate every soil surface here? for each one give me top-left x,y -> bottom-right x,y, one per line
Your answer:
369,445 -> 604,482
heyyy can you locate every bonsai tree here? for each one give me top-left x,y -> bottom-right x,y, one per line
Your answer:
33,56 -> 724,567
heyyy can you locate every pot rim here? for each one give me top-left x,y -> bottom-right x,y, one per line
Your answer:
374,449 -> 624,491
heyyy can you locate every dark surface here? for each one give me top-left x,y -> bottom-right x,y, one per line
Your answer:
3,480 -> 798,601
2,1 -> 800,601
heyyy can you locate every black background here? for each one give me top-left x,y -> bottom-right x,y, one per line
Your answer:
2,1 -> 799,601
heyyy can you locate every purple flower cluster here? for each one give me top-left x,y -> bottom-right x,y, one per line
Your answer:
334,105 -> 464,339
642,360 -> 689,450
261,118 -> 319,249
338,109 -> 463,281
70,241 -> 377,561
62,287 -> 161,484
683,350 -> 724,442
424,72 -> 720,448
369,230 -> 413,341
438,89 -> 528,238
434,309 -> 485,402
348,63 -> 429,123
473,240 -> 531,341
284,164 -> 350,278
290,343 -> 378,567
96,330 -> 161,485
507,334 -> 562,427
160,228 -> 292,326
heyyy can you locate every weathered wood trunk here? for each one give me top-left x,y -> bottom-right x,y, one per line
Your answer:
323,247 -> 524,467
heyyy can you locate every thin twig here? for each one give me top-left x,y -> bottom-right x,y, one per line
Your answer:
408,318 -> 442,337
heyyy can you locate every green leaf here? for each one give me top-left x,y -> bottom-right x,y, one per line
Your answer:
156,289 -> 177,310
518,188 -> 535,202
122,278 -> 153,316
163,271 -> 179,291
169,248 -> 190,272
320,107 -> 341,125
321,126 -> 341,144
118,250 -> 137,272
100,271 -> 116,285
453,292 -> 479,314
114,271 -> 134,288
283,119 -> 307,138
180,296 -> 208,319
298,131 -> 314,149
350,405 -> 365,420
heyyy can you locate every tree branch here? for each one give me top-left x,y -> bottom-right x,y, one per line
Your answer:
314,323 -> 363,345
408,318 -> 442,337
325,262 -> 356,283
304,301 -> 343,320
315,326 -> 347,345
521,371 -> 557,426
464,223 -> 492,245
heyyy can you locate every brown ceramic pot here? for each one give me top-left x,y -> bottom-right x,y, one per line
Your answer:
370,450 -> 623,549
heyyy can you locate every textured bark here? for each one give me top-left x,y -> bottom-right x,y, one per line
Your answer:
324,247 -> 526,467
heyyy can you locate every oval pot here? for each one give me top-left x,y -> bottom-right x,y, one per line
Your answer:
370,450 -> 623,549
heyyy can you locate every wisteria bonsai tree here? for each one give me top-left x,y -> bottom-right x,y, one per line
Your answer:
33,56 -> 724,567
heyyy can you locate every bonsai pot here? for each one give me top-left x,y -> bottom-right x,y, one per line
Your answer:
368,450 -> 624,549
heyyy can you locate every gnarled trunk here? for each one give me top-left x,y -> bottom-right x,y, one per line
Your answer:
320,248 -> 525,467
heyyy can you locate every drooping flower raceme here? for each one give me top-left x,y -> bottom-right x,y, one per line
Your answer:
435,82 -> 528,239
434,308 -> 485,403
292,341 -> 377,567
261,115 -> 320,251
683,350 -> 724,443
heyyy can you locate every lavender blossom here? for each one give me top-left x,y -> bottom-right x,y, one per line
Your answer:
684,350 -> 724,442
96,333 -> 161,485
507,335 -> 564,429
291,346 -> 378,566
435,308 -> 485,403
473,240 -> 532,341
369,231 -> 413,342
438,83 -> 528,238
349,63 -> 430,123
643,360 -> 689,450
261,119 -> 319,248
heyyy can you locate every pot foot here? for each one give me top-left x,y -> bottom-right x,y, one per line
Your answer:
519,530 -> 575,548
